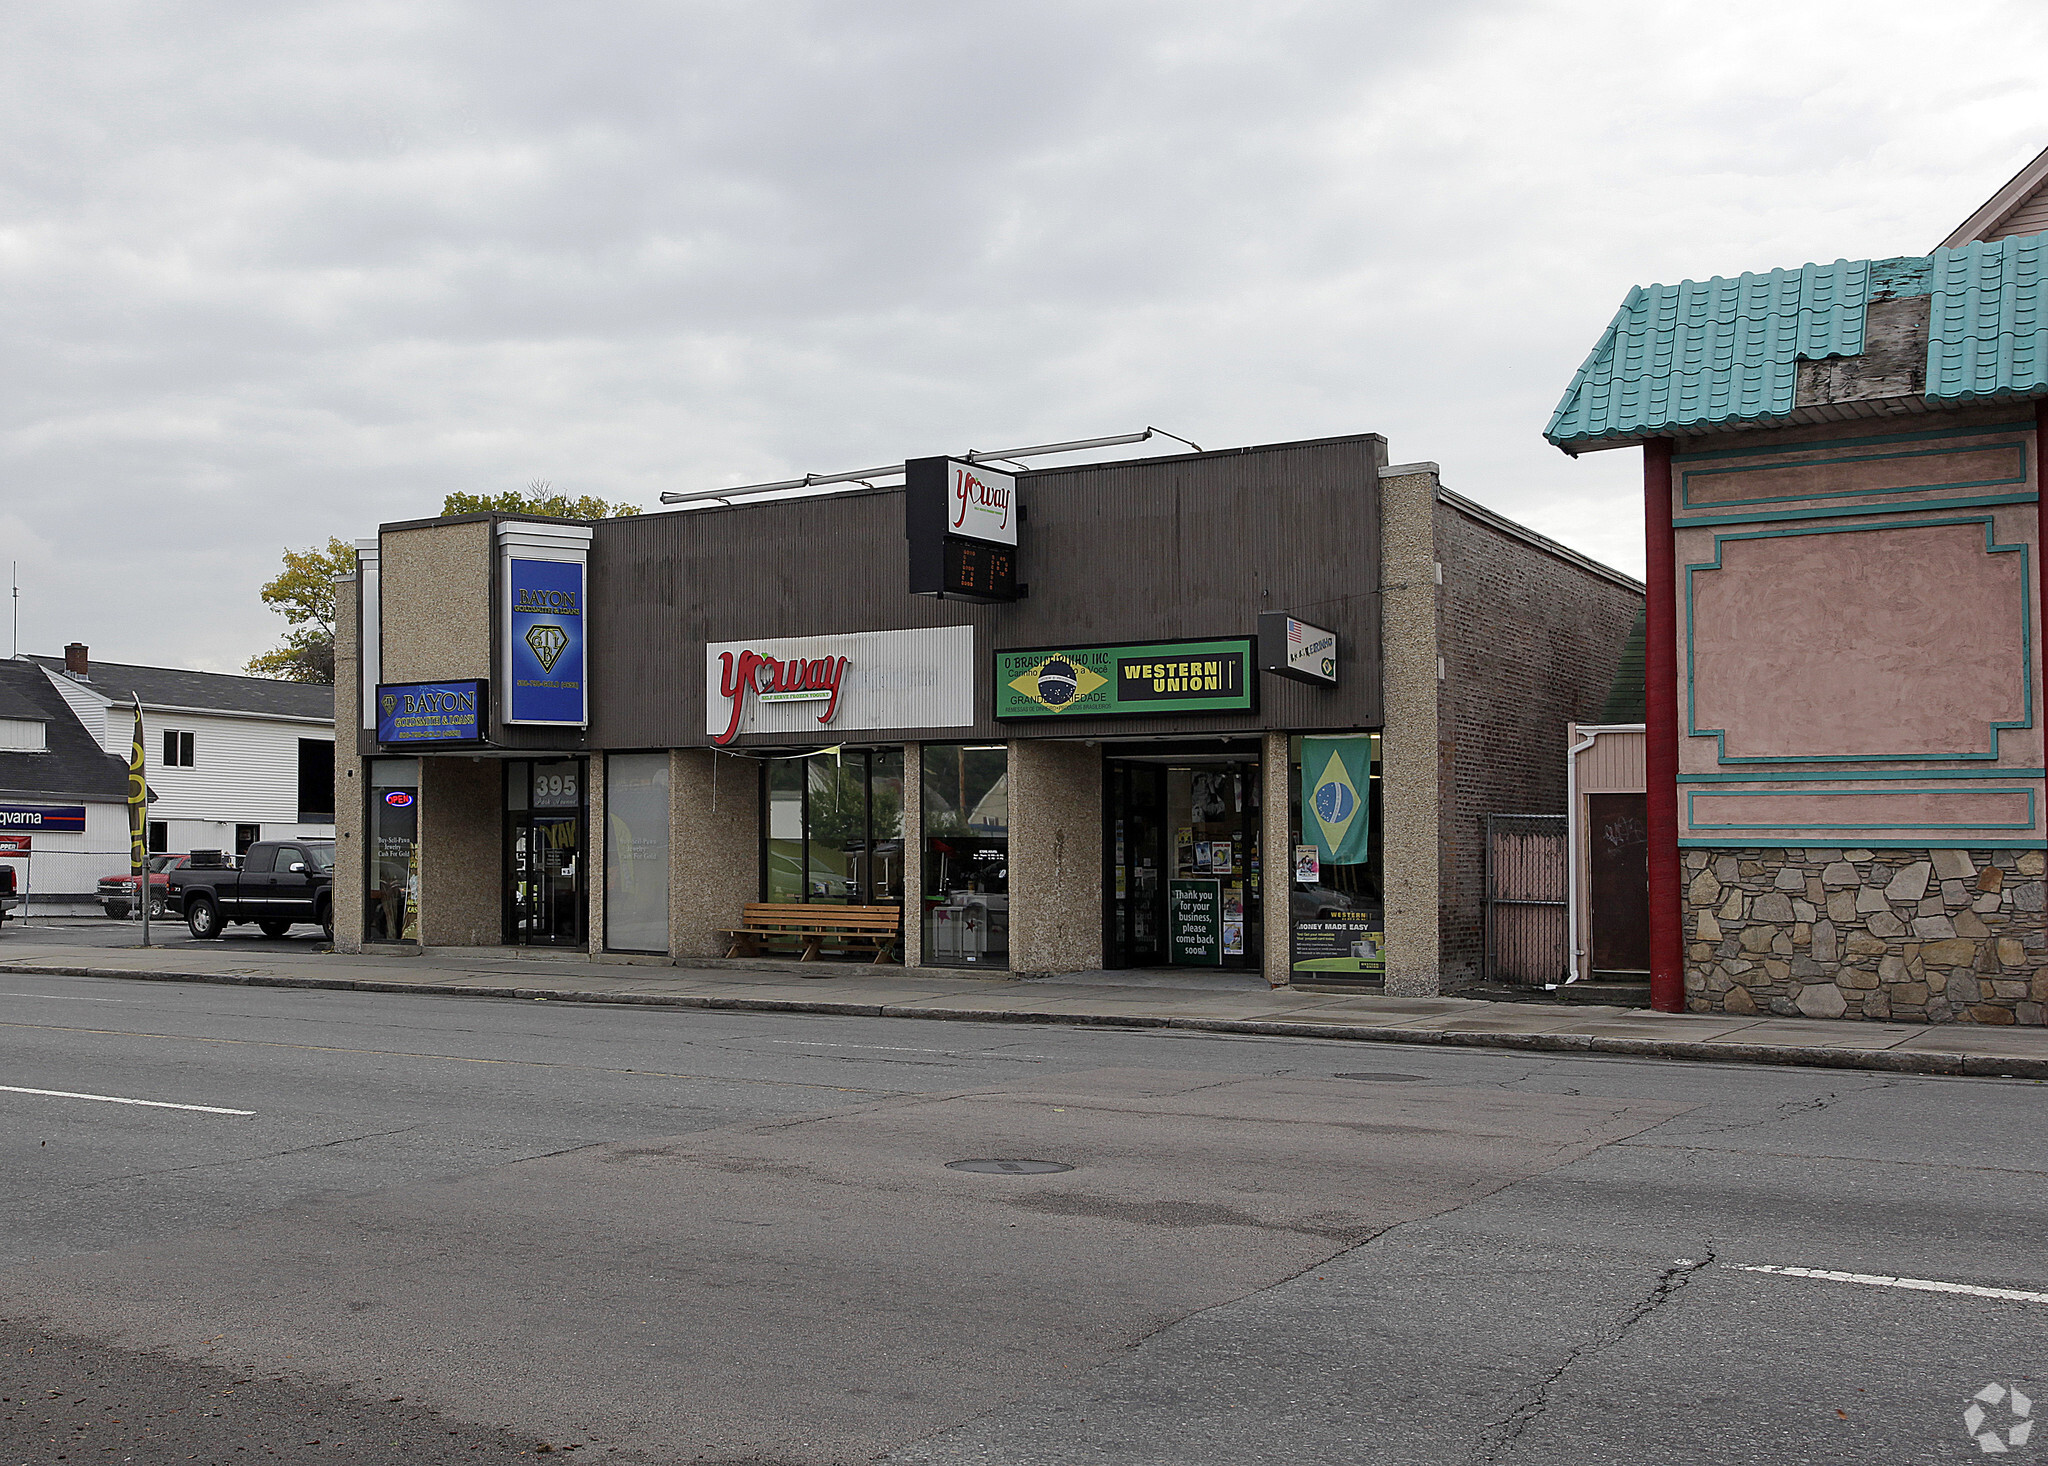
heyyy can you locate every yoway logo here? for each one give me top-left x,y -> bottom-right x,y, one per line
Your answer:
716,650 -> 849,745
951,464 -> 1011,532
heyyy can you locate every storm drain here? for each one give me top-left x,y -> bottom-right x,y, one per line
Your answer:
946,1159 -> 1074,1174
1333,1072 -> 1429,1082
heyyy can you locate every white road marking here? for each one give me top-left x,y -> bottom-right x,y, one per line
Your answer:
0,993 -> 126,1001
0,1085 -> 253,1116
770,1039 -> 1046,1058
1737,1264 -> 2048,1305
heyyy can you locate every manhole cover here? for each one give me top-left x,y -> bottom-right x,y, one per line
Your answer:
946,1159 -> 1074,1174
1333,1072 -> 1429,1082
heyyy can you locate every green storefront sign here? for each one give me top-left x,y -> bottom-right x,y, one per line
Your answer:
995,638 -> 1254,719
1168,879 -> 1222,965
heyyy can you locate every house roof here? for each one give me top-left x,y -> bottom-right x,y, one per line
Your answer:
1942,143 -> 2048,249
0,659 -> 128,803
1545,233 -> 2048,452
28,656 -> 334,723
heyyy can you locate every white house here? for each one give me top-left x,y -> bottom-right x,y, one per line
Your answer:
0,645 -> 334,907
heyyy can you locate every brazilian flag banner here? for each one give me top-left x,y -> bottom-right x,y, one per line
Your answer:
1302,736 -> 1371,866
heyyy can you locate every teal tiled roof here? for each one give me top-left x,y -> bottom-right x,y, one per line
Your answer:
1930,232 -> 2048,403
1546,236 -> 2045,450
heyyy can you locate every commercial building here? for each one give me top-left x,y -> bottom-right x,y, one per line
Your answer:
334,433 -> 1639,990
0,647 -> 335,908
1546,175 -> 2048,1022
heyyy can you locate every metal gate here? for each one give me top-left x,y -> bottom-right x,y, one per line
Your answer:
1484,814 -> 1568,984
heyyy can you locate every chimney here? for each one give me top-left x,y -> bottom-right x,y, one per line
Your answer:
64,643 -> 88,677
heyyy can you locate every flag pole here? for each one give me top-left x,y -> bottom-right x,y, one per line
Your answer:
129,694 -> 149,948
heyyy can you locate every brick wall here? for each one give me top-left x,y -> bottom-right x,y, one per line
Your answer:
1434,500 -> 1643,987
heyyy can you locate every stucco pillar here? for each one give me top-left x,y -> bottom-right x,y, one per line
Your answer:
1007,739 -> 1102,977
901,743 -> 924,967
1642,439 -> 1684,1012
1378,463 -> 1442,995
1261,730 -> 1290,987
331,575 -> 366,953
585,755 -> 606,956
668,748 -> 759,961
416,756 -> 501,947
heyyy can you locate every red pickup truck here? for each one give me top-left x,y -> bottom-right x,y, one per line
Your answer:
97,854 -> 195,919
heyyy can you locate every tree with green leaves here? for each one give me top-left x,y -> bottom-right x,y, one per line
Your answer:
246,536 -> 355,683
246,485 -> 638,683
442,480 -> 641,521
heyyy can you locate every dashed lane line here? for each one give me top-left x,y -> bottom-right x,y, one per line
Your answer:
1736,1264 -> 2048,1305
0,1084 -> 253,1116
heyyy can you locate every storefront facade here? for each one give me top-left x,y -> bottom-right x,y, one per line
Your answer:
333,434 -> 1642,992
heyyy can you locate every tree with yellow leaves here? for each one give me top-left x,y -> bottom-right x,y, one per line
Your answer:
246,537 -> 355,683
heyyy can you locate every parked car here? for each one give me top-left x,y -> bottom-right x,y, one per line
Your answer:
97,853 -> 196,919
168,840 -> 336,940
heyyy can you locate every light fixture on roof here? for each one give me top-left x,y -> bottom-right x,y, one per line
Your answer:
655,427 -> 1203,509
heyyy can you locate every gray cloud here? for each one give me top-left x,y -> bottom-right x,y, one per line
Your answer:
3,0 -> 2044,670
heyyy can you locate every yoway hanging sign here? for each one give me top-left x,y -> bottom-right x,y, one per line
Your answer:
905,457 -> 1022,603
705,627 -> 975,744
945,460 -> 1017,546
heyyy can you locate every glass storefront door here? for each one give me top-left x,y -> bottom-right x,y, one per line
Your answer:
505,759 -> 586,946
1105,750 -> 1262,969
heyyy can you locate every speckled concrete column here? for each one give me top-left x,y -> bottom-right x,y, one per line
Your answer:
901,743 -> 924,967
1008,739 -> 1102,977
331,575 -> 366,953
584,755 -> 605,956
1262,730 -> 1290,986
668,748 -> 759,960
416,756 -> 502,947
380,521 -> 490,682
1378,464 -> 1443,995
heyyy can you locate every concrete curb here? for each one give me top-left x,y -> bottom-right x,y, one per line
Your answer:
7,961 -> 2044,1080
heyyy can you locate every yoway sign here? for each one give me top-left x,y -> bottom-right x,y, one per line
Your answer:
946,460 -> 1017,547
713,649 -> 849,745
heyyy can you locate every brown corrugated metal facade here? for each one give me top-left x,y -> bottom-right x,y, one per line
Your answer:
586,434 -> 1387,748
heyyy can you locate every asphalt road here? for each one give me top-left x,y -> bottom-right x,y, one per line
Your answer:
0,970 -> 2042,1465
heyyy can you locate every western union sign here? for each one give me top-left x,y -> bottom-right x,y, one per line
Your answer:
995,638 -> 1255,719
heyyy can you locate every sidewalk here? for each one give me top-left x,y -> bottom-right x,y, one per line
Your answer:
3,937 -> 2045,1079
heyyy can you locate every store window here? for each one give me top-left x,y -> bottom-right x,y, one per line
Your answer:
367,757 -> 420,942
1287,734 -> 1382,982
605,753 -> 670,953
760,749 -> 904,905
922,743 -> 1008,968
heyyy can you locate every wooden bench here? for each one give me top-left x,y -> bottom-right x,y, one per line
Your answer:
720,902 -> 903,965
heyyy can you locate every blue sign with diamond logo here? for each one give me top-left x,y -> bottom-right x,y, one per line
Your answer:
506,558 -> 586,725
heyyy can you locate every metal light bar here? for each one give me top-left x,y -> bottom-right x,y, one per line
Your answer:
658,462 -> 901,507
657,428 -> 1173,508
960,429 -> 1153,464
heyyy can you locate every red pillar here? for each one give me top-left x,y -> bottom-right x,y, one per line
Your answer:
1643,438 -> 1685,1012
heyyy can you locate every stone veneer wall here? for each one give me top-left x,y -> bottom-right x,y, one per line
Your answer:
1684,846 -> 2047,1024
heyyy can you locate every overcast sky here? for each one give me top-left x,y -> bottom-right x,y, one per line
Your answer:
4,0 -> 2045,674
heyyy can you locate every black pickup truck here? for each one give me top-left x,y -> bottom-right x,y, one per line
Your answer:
169,839 -> 337,940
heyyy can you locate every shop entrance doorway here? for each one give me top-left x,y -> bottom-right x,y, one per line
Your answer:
1104,745 -> 1262,969
504,758 -> 587,946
